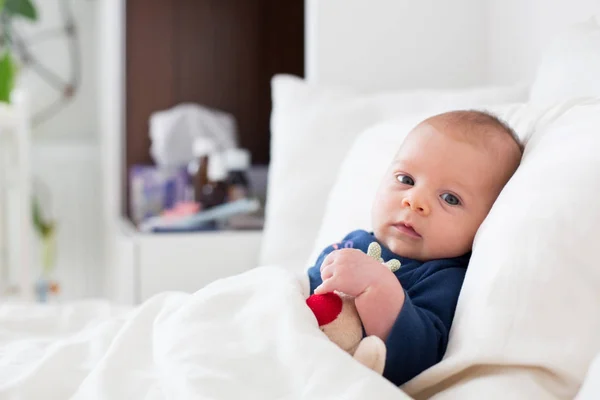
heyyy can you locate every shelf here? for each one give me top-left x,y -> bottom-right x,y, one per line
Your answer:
118,216 -> 262,240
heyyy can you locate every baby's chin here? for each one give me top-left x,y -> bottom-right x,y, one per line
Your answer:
379,236 -> 429,261
380,235 -> 462,262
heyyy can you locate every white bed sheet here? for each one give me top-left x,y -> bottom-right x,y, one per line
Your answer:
0,267 -> 409,399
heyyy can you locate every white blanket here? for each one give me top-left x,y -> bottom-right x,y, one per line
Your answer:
0,267 -> 409,399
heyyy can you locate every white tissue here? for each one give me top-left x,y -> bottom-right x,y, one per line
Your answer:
149,103 -> 238,168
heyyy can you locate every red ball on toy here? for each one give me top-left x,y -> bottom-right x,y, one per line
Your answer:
306,292 -> 343,326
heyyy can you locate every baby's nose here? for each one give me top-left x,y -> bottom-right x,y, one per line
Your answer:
401,195 -> 430,215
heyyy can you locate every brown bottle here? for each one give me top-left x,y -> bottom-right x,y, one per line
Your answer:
191,137 -> 218,207
201,152 -> 228,208
194,154 -> 210,203
224,148 -> 251,202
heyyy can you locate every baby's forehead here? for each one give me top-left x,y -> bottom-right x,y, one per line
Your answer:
423,111 -> 518,148
406,114 -> 518,160
396,112 -> 522,188
393,134 -> 504,190
419,115 -> 489,143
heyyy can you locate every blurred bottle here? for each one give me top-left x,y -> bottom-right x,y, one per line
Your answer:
224,148 -> 251,202
204,152 -> 228,208
189,137 -> 226,209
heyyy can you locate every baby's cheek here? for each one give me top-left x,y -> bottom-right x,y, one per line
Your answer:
452,221 -> 479,252
373,196 -> 396,225
437,221 -> 472,252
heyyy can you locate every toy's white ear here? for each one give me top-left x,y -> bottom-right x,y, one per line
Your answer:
385,259 -> 401,273
366,242 -> 382,261
353,335 -> 387,375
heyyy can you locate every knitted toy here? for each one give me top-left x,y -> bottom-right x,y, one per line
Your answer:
306,242 -> 401,374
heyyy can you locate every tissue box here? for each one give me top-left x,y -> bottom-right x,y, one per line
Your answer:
129,165 -> 190,224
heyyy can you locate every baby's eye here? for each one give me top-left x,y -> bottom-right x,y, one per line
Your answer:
396,175 -> 414,186
441,193 -> 461,206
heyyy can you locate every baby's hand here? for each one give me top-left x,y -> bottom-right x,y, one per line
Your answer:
314,249 -> 394,296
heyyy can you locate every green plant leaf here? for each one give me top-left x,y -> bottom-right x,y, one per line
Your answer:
32,197 -> 47,236
0,0 -> 7,14
0,51 -> 15,103
32,196 -> 55,238
32,197 -> 44,234
4,0 -> 37,21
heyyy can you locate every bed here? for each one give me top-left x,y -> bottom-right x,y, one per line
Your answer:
4,2 -> 600,399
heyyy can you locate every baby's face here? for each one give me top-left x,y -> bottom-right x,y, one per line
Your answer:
372,121 -> 517,261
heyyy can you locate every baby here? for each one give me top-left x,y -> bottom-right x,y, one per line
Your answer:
307,110 -> 523,386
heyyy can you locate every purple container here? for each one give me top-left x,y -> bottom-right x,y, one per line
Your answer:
129,165 -> 191,224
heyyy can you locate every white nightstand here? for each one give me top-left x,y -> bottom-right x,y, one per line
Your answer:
108,218 -> 263,305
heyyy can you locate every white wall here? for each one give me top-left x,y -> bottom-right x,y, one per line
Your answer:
307,0 -> 600,91
305,0 -> 489,92
487,0 -> 600,85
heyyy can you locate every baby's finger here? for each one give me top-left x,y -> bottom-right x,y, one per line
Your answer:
314,278 -> 335,295
320,251 -> 337,271
320,264 -> 335,281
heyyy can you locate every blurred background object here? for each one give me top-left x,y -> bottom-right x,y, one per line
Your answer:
1,0 -> 101,301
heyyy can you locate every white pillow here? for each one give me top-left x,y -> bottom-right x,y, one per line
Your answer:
260,74 -> 528,270
530,17 -> 600,105
576,351 -> 600,399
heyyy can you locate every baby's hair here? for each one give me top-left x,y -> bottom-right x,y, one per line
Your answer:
433,109 -> 524,155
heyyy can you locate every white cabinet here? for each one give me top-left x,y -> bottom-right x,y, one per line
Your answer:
110,219 -> 262,305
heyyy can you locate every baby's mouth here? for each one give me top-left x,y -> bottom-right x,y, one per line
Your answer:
393,222 -> 422,239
